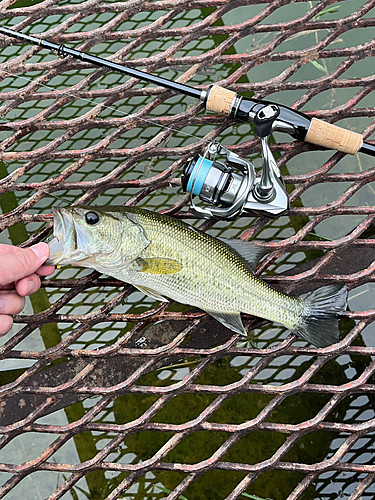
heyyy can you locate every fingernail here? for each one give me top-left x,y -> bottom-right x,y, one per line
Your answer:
30,242 -> 49,260
0,297 -> 7,311
28,281 -> 35,294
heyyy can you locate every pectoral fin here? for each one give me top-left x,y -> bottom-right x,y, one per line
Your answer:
131,257 -> 183,275
134,285 -> 169,302
207,310 -> 247,336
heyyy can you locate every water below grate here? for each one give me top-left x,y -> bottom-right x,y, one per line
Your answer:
0,0 -> 375,499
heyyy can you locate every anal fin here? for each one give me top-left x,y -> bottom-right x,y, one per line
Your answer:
207,310 -> 247,336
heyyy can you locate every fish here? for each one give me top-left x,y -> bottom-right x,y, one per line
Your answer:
47,205 -> 348,347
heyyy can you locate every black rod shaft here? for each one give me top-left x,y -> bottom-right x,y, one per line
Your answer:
1,26 -> 374,157
360,142 -> 375,157
0,26 -> 203,100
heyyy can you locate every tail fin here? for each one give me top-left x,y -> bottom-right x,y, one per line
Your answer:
294,284 -> 348,348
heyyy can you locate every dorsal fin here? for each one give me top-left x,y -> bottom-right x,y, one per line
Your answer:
219,238 -> 268,272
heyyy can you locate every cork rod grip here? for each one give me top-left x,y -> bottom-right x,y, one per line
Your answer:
305,117 -> 363,155
205,85 -> 236,115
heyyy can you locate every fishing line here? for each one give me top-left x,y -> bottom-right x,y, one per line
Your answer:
0,67 -> 220,214
0,30 -> 302,220
0,66 -> 214,145
40,190 -> 74,204
0,65 -> 290,221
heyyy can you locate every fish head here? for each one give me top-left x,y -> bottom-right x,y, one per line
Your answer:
47,206 -> 149,271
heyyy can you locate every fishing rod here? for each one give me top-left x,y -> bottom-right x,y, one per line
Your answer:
1,25 -> 374,159
0,26 -> 371,221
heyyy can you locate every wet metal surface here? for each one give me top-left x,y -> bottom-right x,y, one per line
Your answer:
0,1 -> 375,499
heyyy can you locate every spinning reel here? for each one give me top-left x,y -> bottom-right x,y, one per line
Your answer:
181,104 -> 289,220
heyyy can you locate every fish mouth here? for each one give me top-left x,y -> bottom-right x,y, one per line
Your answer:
46,208 -> 72,265
46,208 -> 89,265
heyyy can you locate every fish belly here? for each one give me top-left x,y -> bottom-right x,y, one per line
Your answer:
112,251 -> 302,333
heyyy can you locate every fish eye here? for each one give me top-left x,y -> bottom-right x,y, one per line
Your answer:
85,211 -> 100,225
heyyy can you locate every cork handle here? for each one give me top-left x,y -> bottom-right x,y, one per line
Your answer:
206,85 -> 236,115
305,117 -> 363,155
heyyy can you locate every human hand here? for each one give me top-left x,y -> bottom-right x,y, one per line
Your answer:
0,243 -> 55,335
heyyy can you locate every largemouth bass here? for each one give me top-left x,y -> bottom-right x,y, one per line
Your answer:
47,206 -> 347,347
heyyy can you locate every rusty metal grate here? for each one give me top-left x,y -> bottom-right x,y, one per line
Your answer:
0,0 -> 375,499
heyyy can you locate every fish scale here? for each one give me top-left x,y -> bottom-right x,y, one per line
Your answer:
128,209 -> 300,324
126,210 -> 281,315
47,206 -> 348,347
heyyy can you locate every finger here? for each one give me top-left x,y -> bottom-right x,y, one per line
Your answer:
15,274 -> 41,296
36,265 -> 55,277
0,244 -> 20,256
0,315 -> 13,336
0,291 -> 25,315
0,243 -> 50,287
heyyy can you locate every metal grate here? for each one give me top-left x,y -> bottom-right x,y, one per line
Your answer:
0,0 -> 375,499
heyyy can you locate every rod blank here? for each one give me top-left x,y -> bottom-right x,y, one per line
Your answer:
1,26 -> 374,157
0,26 -> 203,99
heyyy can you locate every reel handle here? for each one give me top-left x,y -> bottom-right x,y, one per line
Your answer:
253,104 -> 280,202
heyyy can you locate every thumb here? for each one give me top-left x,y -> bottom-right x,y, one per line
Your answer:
0,243 -> 50,287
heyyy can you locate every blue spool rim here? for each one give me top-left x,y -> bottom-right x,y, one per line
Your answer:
186,157 -> 213,196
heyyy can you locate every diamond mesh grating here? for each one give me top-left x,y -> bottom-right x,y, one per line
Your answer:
0,0 -> 375,499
